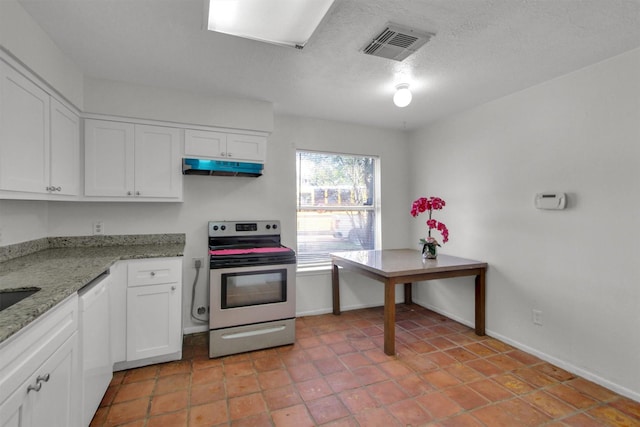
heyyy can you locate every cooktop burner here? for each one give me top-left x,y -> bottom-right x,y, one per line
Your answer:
208,220 -> 296,268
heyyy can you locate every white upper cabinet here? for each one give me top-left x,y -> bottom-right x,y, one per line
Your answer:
84,119 -> 182,200
0,60 -> 80,198
134,125 -> 181,198
185,129 -> 266,163
0,60 -> 50,193
226,133 -> 266,162
184,129 -> 226,158
49,99 -> 80,196
84,120 -> 135,197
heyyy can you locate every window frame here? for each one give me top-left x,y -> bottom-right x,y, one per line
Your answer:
295,149 -> 381,270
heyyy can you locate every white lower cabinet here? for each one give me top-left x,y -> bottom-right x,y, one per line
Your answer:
113,258 -> 183,371
126,282 -> 181,361
0,296 -> 79,427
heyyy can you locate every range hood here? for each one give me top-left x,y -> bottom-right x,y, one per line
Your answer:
182,158 -> 263,177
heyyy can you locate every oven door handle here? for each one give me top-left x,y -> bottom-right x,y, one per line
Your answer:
221,325 -> 286,340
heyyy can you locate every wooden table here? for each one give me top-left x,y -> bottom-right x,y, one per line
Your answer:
330,249 -> 488,355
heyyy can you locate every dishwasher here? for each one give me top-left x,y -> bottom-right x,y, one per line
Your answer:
79,270 -> 112,426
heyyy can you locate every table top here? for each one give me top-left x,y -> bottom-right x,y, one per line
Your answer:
330,249 -> 487,278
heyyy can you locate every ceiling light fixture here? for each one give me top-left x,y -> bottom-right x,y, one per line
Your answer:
206,0 -> 335,49
393,84 -> 412,108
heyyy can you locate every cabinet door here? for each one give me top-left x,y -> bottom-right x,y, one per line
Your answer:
0,60 -> 50,193
84,119 -> 134,197
184,129 -> 226,158
49,99 -> 79,196
0,334 -> 78,427
126,283 -> 181,361
134,125 -> 182,198
226,134 -> 266,162
30,334 -> 79,427
0,384 -> 29,427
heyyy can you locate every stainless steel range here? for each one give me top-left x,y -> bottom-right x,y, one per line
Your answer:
208,220 -> 296,358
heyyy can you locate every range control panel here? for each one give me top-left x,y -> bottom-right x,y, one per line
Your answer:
208,220 -> 280,237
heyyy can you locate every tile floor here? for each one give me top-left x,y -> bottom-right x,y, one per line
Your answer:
90,304 -> 640,426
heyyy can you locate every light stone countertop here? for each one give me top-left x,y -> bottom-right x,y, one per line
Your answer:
0,235 -> 185,345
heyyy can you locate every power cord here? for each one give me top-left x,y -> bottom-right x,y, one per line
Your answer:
190,259 -> 208,323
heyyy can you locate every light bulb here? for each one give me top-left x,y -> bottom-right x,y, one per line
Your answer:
393,84 -> 412,108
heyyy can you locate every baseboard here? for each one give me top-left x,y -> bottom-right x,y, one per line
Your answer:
296,299 -> 404,317
113,351 -> 182,371
183,324 -> 209,335
413,298 -> 640,402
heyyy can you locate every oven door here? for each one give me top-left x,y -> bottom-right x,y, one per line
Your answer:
210,263 -> 295,329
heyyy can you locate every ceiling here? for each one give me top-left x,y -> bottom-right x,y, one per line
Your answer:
18,0 -> 640,131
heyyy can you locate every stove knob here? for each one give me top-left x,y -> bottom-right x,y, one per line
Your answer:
272,224 -> 278,229
266,224 -> 271,229
213,225 -> 218,231
221,225 -> 226,231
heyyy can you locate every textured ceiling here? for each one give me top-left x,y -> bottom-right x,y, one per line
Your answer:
18,0 -> 640,131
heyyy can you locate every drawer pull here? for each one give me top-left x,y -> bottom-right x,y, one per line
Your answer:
37,373 -> 50,383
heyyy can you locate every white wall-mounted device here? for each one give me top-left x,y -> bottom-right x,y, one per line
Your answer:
535,193 -> 566,210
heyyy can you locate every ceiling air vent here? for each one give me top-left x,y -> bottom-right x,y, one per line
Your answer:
362,23 -> 434,61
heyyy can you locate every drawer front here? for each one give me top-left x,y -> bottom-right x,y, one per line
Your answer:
127,258 -> 182,287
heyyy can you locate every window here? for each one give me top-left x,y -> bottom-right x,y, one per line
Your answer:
296,150 -> 379,266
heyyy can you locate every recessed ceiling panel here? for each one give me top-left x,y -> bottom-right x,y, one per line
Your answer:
207,0 -> 335,49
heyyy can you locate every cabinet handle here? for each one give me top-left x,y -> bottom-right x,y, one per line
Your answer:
136,191 -> 140,196
227,152 -> 233,157
27,382 -> 42,393
27,374 -> 49,393
220,152 -> 226,157
150,271 -> 156,277
45,186 -> 53,191
171,285 -> 176,291
55,187 -> 61,192
127,191 -> 132,196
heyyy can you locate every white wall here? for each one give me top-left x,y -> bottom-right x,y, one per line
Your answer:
0,200 -> 48,245
0,0 -> 83,108
408,48 -> 640,400
84,77 -> 274,133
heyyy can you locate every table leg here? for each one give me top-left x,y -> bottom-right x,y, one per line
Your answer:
404,283 -> 412,304
475,270 -> 486,335
383,281 -> 396,355
332,263 -> 341,315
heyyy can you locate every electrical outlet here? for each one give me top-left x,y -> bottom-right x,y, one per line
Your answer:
532,309 -> 543,326
193,257 -> 204,268
93,221 -> 104,235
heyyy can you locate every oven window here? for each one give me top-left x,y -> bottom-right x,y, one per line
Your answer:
221,269 -> 287,309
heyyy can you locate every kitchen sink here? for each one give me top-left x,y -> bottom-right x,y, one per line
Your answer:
0,288 -> 40,312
